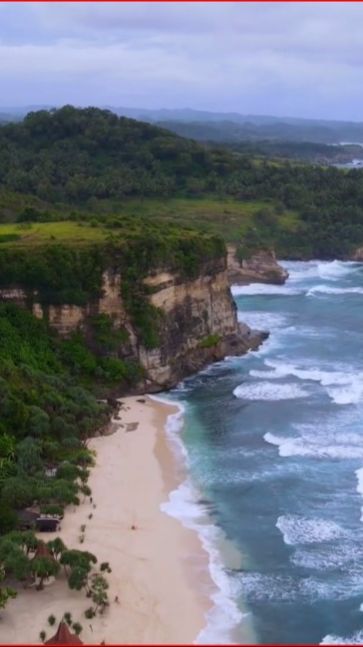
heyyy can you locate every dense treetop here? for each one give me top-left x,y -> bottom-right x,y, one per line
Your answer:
0,105 -> 239,202
1,106 -> 363,257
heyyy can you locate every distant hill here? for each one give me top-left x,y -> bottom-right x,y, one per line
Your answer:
4,104 -> 363,144
113,107 -> 363,144
154,119 -> 338,144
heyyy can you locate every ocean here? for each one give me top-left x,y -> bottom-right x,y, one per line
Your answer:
160,260 -> 363,645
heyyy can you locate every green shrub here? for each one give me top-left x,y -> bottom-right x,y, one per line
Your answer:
199,334 -> 221,349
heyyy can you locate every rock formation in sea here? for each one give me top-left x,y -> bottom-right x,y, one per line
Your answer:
227,244 -> 288,285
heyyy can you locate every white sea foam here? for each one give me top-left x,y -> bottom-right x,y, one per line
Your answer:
161,477 -> 246,645
258,359 -> 355,385
240,572 -> 301,602
292,546 -> 348,571
264,431 -> 363,459
151,395 -> 244,644
231,283 -> 302,296
317,260 -> 362,280
276,514 -> 345,546
321,630 -> 363,644
308,284 -> 363,296
150,394 -> 188,461
327,380 -> 363,405
254,359 -> 363,406
356,467 -> 363,497
240,570 -> 363,605
282,260 -> 362,283
282,261 -> 320,282
233,381 -> 308,401
237,310 -> 288,331
291,540 -> 363,572
355,468 -> 363,523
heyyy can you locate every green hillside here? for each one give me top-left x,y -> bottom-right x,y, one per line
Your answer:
1,106 -> 363,258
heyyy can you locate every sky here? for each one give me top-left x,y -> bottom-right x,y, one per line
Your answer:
1,2 -> 363,120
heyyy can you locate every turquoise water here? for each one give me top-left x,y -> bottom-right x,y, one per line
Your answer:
165,261 -> 363,645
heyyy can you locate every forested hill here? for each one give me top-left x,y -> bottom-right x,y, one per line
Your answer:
2,105 -> 363,257
0,105 -> 239,202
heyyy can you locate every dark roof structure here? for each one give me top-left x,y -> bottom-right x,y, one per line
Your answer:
36,516 -> 60,532
32,541 -> 54,561
45,621 -> 83,645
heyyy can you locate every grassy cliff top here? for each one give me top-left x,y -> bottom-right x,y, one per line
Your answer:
0,199 -> 299,247
0,221 -> 108,247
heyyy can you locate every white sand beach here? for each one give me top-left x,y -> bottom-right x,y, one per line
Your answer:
0,396 -> 213,645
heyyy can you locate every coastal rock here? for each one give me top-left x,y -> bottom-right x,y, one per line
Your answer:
139,266 -> 267,389
351,247 -> 363,261
227,244 -> 288,285
0,262 -> 267,392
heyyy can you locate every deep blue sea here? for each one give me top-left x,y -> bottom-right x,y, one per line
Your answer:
160,260 -> 363,645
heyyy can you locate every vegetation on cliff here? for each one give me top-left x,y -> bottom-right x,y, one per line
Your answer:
0,304 -> 111,531
0,216 -> 224,348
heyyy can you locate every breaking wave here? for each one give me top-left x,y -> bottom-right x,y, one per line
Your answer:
276,514 -> 345,546
233,381 -> 308,401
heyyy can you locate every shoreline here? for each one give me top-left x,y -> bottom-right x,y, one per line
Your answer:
1,396 -> 212,645
152,392 -> 257,646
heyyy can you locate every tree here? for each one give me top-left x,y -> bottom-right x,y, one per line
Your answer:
60,549 -> 97,571
47,537 -> 66,560
28,406 -> 50,437
0,433 -> 15,462
0,539 -> 31,581
72,622 -> 83,635
89,573 -> 109,613
63,612 -> 72,626
17,438 -> 43,475
67,565 -> 90,592
32,556 -> 60,590
60,549 -> 97,592
7,530 -> 39,555
100,561 -> 112,573
0,566 -> 16,613
0,503 -> 17,534
1,477 -> 33,509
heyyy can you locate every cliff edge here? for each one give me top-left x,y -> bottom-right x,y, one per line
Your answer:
0,243 -> 267,393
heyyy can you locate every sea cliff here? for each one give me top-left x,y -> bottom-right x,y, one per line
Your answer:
0,246 -> 266,392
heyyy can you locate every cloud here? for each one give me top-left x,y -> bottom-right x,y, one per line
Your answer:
1,2 -> 363,118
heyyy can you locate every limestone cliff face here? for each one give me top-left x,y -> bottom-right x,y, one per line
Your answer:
139,265 -> 264,390
0,261 -> 266,392
351,247 -> 363,261
227,245 -> 288,285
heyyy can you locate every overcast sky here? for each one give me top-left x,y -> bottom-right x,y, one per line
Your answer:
1,2 -> 363,120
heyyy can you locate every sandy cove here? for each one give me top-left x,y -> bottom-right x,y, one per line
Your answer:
0,396 -> 213,645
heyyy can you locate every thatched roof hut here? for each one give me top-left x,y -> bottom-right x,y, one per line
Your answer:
32,541 -> 54,561
45,621 -> 83,645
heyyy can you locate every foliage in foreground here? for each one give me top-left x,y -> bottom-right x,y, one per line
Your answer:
0,531 -> 110,614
